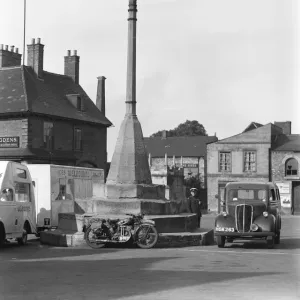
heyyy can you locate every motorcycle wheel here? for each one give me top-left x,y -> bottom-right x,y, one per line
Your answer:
85,226 -> 106,249
136,225 -> 158,249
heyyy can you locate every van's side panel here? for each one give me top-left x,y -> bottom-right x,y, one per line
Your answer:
26,164 -> 51,229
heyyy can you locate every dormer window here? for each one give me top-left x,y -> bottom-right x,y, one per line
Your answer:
66,94 -> 84,111
285,158 -> 298,176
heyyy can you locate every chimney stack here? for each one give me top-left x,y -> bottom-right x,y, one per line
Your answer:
0,43 -> 22,68
274,121 -> 292,135
64,49 -> 80,84
27,37 -> 44,78
96,76 -> 106,115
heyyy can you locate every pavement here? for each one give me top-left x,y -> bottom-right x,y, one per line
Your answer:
0,215 -> 299,299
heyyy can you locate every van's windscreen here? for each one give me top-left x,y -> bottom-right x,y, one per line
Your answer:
228,189 -> 267,202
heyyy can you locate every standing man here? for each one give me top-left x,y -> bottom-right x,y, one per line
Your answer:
187,188 -> 202,228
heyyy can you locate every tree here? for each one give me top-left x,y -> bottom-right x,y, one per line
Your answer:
150,120 -> 208,137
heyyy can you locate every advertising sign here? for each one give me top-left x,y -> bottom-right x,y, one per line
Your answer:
276,182 -> 290,194
0,136 -> 19,148
276,182 -> 291,207
280,194 -> 291,207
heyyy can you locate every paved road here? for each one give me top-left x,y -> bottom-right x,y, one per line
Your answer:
0,216 -> 299,300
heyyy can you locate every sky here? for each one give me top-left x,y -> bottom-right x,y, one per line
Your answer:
0,0 -> 299,160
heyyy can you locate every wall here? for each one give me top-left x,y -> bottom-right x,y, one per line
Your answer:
0,118 -> 29,148
29,116 -> 107,169
207,142 -> 271,212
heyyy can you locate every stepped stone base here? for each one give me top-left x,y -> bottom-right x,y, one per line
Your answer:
74,198 -> 184,216
40,228 -> 215,248
105,183 -> 165,200
58,212 -> 198,234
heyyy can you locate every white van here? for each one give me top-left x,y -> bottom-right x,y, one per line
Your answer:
0,161 -> 36,246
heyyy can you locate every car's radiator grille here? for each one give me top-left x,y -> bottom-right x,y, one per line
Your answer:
236,205 -> 253,233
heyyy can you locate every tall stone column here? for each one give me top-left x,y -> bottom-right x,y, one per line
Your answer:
126,0 -> 137,116
106,0 -> 153,198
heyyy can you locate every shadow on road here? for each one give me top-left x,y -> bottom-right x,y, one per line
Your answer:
1,256 -> 282,300
223,237 -> 300,250
0,238 -> 123,259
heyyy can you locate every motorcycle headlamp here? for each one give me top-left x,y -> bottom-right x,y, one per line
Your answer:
222,211 -> 228,217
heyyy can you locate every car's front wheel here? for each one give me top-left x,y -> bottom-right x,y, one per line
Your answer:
216,236 -> 225,248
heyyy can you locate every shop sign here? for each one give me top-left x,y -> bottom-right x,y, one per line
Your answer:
0,136 -> 19,148
280,194 -> 291,207
182,163 -> 198,168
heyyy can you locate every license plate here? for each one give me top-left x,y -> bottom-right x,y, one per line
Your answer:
216,227 -> 234,232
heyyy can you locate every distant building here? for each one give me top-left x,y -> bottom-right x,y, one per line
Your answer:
144,131 -> 218,208
0,38 -> 112,170
207,121 -> 300,215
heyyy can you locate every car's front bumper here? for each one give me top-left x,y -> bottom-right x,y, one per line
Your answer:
214,231 -> 275,238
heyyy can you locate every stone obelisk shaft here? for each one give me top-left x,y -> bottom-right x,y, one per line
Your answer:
106,0 -> 152,190
126,0 -> 137,116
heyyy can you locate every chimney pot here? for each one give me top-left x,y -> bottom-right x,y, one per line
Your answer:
96,76 -> 106,115
73,50 -> 77,56
0,44 -> 3,50
10,46 -> 14,52
5,45 -> 8,51
36,38 -> 41,44
31,38 -> 35,44
67,50 -> 71,56
15,48 -> 19,53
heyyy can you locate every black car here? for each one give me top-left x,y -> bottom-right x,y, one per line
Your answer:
215,182 -> 281,249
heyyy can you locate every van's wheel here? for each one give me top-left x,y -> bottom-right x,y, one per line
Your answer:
275,231 -> 280,245
216,236 -> 225,248
0,224 -> 5,248
17,228 -> 28,246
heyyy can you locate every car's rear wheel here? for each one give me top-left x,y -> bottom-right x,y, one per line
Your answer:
275,231 -> 280,244
267,236 -> 275,249
216,236 -> 225,248
0,224 -> 5,248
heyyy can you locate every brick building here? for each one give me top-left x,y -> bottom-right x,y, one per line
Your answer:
144,132 -> 218,208
0,38 -> 112,170
207,121 -> 300,215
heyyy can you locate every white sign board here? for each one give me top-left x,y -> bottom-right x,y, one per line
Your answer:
276,182 -> 290,194
280,194 -> 291,207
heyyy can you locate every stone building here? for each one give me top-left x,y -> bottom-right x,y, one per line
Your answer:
144,132 -> 218,208
207,121 -> 300,215
0,38 -> 112,170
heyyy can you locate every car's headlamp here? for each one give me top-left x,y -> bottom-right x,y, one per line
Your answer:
263,211 -> 268,217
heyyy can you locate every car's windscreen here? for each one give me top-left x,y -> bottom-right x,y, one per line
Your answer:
227,189 -> 267,202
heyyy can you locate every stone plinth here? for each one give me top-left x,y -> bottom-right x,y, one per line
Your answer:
105,183 -> 165,200
73,198 -> 183,216
57,212 -> 198,234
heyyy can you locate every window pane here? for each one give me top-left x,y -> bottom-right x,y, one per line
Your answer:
16,168 -> 27,179
74,129 -> 82,150
219,152 -> 231,171
285,158 -> 298,176
15,183 -> 30,202
0,188 -> 14,202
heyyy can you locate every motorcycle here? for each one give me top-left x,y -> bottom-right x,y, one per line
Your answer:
85,213 -> 159,249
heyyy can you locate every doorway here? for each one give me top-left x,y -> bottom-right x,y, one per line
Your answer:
292,181 -> 300,215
